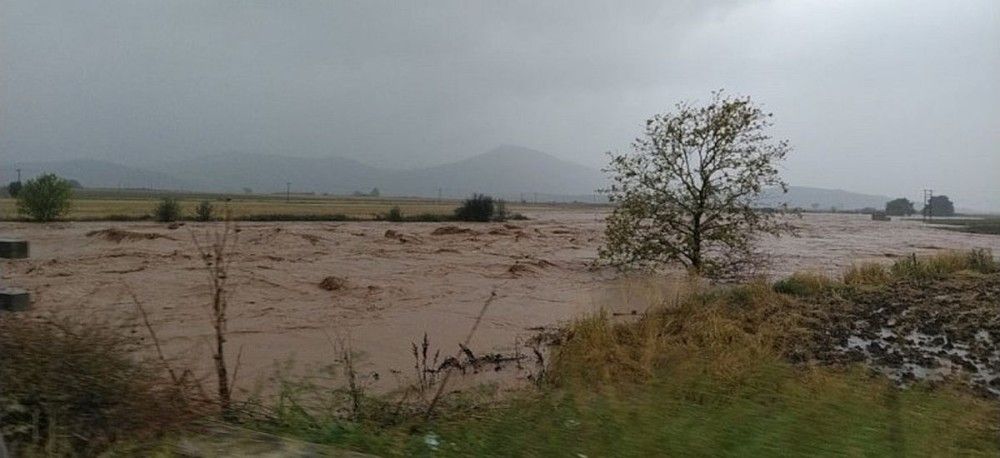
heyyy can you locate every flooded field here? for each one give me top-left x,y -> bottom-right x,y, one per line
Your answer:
2,210 -> 998,394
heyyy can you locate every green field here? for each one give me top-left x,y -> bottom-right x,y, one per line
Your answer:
927,218 -> 1000,235
0,188 -> 597,221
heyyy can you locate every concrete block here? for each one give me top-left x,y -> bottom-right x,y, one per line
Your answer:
0,239 -> 28,259
0,287 -> 30,311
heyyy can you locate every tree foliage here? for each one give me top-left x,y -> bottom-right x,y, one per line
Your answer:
923,195 -> 955,217
154,197 -> 182,222
600,92 -> 793,278
16,174 -> 73,222
6,181 -> 22,198
885,198 -> 915,216
195,200 -> 214,222
455,194 -> 507,222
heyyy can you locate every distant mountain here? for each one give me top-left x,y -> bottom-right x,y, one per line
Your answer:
145,152 -> 384,194
2,149 -> 904,210
383,145 -> 607,199
137,145 -> 607,200
760,186 -> 893,211
3,159 -> 191,190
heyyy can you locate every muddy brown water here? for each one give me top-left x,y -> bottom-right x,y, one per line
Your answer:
1,211 -> 998,394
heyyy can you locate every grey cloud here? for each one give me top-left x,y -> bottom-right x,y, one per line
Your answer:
1,0 -> 996,209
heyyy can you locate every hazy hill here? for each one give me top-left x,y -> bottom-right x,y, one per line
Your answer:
3,159 -> 191,190
139,145 -> 608,200
383,145 -> 607,199
761,186 -> 893,211
145,152 -> 384,195
4,149 -> 904,210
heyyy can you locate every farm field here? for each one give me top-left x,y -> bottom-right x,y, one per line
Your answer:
0,190 -> 587,221
3,210 -> 998,396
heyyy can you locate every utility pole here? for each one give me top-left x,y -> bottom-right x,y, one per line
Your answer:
437,187 -> 442,202
15,168 -> 21,182
286,182 -> 291,202
923,189 -> 933,222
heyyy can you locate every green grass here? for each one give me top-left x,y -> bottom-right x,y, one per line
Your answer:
415,362 -> 998,457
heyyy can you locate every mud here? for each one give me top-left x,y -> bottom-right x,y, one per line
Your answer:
805,274 -> 1000,396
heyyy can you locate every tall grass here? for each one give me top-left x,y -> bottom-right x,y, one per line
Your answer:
777,249 -> 998,295
0,315 -> 198,456
890,249 -> 997,280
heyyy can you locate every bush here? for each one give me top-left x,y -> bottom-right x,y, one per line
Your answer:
154,197 -> 182,222
15,174 -> 73,222
455,194 -> 507,222
842,263 -> 890,285
7,181 -> 22,198
195,200 -> 214,222
0,315 -> 195,455
773,271 -> 835,296
384,206 -> 404,222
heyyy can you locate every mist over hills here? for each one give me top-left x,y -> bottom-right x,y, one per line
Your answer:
4,145 -> 911,210
0,159 -> 193,190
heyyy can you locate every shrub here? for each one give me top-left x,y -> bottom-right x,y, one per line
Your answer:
15,174 -> 73,222
384,206 -> 404,222
773,271 -> 835,296
842,263 -> 890,285
0,315 -> 195,455
6,181 -> 21,198
154,197 -> 182,222
195,200 -> 214,222
455,194 -> 506,222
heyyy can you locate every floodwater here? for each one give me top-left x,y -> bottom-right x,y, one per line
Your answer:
2,211 -> 997,394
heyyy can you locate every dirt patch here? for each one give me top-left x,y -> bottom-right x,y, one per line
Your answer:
86,228 -> 174,243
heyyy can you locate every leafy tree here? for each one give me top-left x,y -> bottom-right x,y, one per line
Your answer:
66,179 -> 83,189
455,194 -> 506,222
7,181 -> 22,198
923,195 -> 955,217
154,197 -> 182,222
16,174 -> 73,222
369,187 -> 381,197
885,198 -> 915,216
600,92 -> 793,278
195,200 -> 214,222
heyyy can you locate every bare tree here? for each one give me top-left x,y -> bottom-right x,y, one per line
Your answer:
191,209 -> 239,414
600,91 -> 792,278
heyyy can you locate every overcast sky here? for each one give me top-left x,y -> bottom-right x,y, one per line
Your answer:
1,1 -> 998,209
